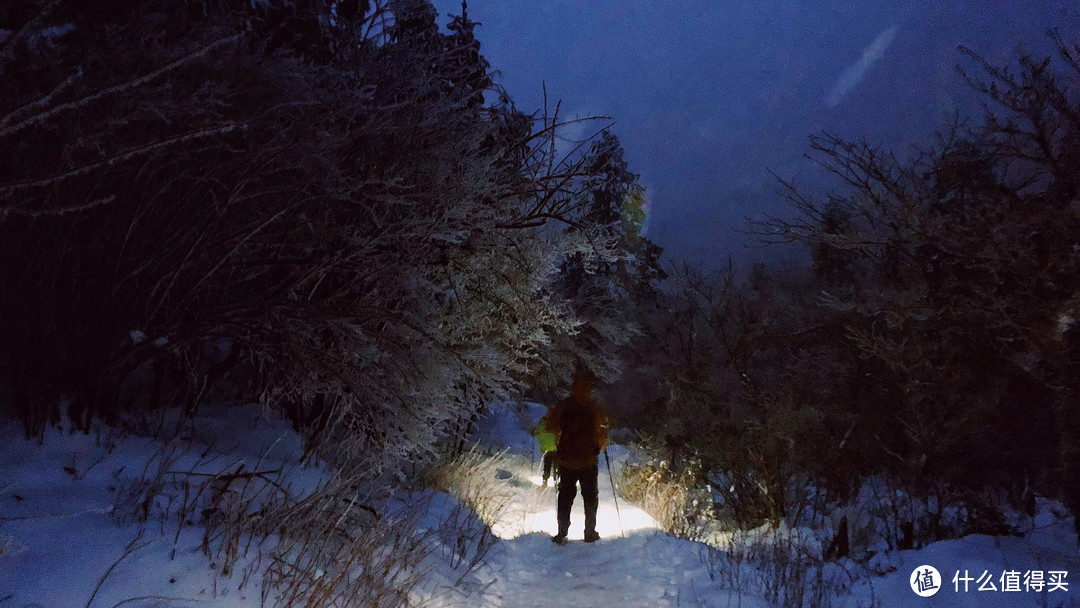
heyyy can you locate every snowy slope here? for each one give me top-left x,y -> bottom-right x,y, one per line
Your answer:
0,406 -> 498,608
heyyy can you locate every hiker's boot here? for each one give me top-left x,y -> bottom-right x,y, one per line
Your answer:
583,530 -> 600,543
552,519 -> 570,545
584,498 -> 598,539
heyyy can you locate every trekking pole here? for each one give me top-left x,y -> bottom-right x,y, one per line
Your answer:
604,448 -> 625,538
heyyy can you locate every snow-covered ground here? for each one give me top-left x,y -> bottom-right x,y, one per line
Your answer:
2,400 -> 1078,607
0,407 -> 493,608
0,406 -> 306,607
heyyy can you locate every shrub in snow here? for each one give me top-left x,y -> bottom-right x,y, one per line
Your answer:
616,447 -> 714,542
428,446 -> 515,530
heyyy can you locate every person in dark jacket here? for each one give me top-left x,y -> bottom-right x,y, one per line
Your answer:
542,369 -> 609,544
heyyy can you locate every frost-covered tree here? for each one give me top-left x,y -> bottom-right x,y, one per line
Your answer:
748,34 -> 1080,534
542,131 -> 665,388
622,34 -> 1080,546
0,0 -> 600,477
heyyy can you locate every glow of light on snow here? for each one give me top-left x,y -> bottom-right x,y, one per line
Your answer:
824,26 -> 899,107
528,474 -> 546,486
492,503 -> 658,540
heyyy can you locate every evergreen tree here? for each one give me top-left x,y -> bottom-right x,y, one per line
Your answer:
543,130 -> 665,387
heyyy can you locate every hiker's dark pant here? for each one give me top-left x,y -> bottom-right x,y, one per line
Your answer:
542,451 -> 557,482
557,463 -> 599,536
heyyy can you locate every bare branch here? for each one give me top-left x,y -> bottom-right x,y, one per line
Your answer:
0,34 -> 242,139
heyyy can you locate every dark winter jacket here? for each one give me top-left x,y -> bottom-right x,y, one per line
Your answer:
542,393 -> 609,469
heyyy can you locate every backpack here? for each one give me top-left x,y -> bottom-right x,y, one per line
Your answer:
556,398 -> 600,466
534,418 -> 557,452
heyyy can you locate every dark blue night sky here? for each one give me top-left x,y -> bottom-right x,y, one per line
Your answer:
434,0 -> 1079,268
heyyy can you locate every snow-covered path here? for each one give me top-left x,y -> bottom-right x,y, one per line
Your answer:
472,403 -> 734,608
490,475 -> 722,608
497,530 -> 711,607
